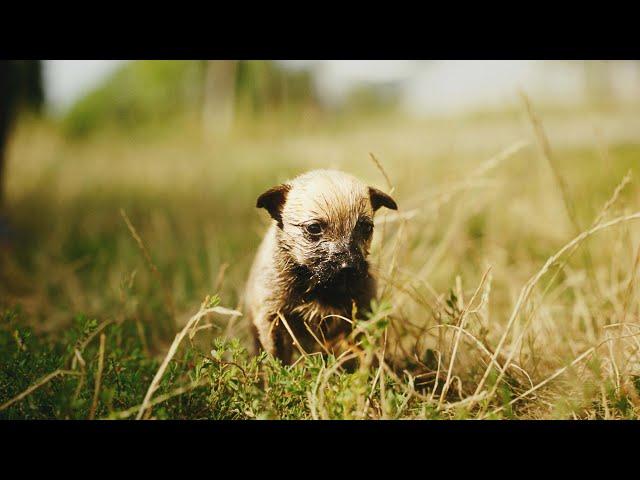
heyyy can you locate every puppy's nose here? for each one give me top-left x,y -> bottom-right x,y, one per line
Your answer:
333,252 -> 354,271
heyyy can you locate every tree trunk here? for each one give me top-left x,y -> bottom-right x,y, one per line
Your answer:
201,60 -> 237,137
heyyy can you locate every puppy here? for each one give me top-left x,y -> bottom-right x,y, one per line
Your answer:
245,169 -> 397,364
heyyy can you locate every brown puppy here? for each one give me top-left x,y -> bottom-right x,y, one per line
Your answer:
245,169 -> 397,364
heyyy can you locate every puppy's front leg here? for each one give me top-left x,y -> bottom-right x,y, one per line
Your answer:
253,311 -> 293,364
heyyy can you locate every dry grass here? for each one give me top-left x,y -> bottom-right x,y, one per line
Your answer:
2,103 -> 640,419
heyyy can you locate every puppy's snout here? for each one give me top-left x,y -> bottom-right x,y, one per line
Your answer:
317,241 -> 365,285
330,247 -> 361,274
336,256 -> 355,272
329,244 -> 352,267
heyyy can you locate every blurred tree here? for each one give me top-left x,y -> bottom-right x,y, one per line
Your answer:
63,61 -> 206,137
62,60 -> 318,138
342,81 -> 402,114
234,60 -> 316,116
583,61 -> 612,105
0,62 -> 10,207
0,60 -> 43,209
202,61 -> 238,136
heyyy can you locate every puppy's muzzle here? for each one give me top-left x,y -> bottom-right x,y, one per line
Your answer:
330,251 -> 356,273
327,246 -> 365,278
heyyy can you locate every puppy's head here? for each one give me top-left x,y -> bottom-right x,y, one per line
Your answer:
257,170 -> 397,290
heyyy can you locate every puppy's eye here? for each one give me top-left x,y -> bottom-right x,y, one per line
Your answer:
359,221 -> 373,236
305,223 -> 323,235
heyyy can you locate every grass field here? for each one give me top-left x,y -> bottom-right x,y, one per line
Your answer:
2,102 -> 640,419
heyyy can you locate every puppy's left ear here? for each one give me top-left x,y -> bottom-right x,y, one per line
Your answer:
257,184 -> 291,226
369,187 -> 397,211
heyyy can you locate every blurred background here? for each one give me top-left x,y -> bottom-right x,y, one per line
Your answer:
42,60 -> 640,117
2,60 -> 640,346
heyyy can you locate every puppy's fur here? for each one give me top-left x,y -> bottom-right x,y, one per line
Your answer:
245,169 -> 397,364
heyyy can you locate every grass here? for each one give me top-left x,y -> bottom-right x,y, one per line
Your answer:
2,102 -> 640,419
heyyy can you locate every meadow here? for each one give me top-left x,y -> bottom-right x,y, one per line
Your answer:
2,101 -> 640,419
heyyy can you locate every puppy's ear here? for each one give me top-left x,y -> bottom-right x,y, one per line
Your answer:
369,187 -> 397,211
256,184 -> 291,226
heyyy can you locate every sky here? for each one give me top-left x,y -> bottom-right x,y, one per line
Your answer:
43,60 -> 640,117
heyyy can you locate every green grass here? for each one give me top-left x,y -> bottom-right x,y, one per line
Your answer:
2,105 -> 640,419
1,300 -> 427,419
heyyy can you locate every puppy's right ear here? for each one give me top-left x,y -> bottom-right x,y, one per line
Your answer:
256,184 -> 290,226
